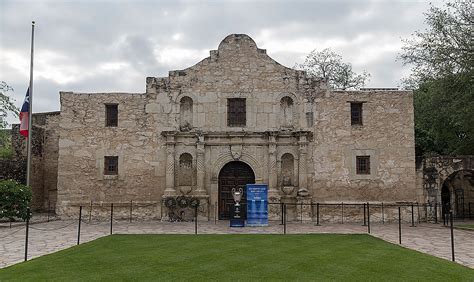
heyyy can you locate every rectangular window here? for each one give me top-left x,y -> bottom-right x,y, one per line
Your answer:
351,102 -> 363,125
356,156 -> 370,175
104,156 -> 118,175
227,98 -> 246,127
105,104 -> 118,127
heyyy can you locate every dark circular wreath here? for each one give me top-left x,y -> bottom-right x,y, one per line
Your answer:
189,197 -> 200,208
164,197 -> 177,208
176,196 -> 189,208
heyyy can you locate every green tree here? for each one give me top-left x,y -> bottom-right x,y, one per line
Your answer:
400,1 -> 473,156
296,48 -> 370,90
0,179 -> 32,221
0,81 -> 18,159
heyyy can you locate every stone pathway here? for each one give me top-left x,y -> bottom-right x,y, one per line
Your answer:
0,220 -> 473,269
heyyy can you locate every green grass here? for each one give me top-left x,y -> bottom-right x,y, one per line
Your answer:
0,234 -> 472,281
456,224 -> 474,231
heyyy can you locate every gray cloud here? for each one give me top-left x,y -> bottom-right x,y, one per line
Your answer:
1,0 -> 443,120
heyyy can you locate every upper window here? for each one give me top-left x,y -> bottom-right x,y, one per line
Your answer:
104,156 -> 118,175
105,104 -> 118,127
356,156 -> 370,175
227,98 -> 246,127
350,102 -> 363,125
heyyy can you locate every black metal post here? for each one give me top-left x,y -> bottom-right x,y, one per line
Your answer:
450,212 -> 455,261
89,201 -> 92,223
280,202 -> 284,225
214,202 -> 217,224
434,202 -> 438,224
195,206 -> 198,235
382,202 -> 384,224
363,203 -> 367,226
129,200 -> 133,223
24,208 -> 30,262
77,206 -> 82,245
367,203 -> 371,234
411,204 -> 415,227
469,203 -> 472,219
110,203 -> 113,235
47,200 -> 50,222
417,203 -> 420,224
316,203 -> 320,226
398,207 -> 402,244
300,202 -> 303,223
341,202 -> 344,224
284,204 -> 287,235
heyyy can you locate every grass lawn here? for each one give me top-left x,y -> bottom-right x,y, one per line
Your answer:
455,224 -> 474,231
0,234 -> 472,281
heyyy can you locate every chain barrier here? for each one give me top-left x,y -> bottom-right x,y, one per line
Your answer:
29,221 -> 76,231
0,227 -> 25,239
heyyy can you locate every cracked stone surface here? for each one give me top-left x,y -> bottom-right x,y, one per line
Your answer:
1,220 -> 472,269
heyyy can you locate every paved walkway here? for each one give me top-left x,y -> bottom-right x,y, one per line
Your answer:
1,220 -> 473,269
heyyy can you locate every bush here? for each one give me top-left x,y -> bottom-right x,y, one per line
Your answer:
0,179 -> 32,221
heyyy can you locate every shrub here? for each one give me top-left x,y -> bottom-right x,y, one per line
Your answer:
0,179 -> 32,221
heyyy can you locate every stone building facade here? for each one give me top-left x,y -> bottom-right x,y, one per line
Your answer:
50,34 -> 418,221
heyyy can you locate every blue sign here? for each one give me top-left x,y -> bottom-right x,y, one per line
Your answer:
246,184 -> 268,226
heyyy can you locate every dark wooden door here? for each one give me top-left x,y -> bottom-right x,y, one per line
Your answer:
218,161 -> 255,219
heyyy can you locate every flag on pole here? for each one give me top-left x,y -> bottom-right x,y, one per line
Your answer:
20,88 -> 30,137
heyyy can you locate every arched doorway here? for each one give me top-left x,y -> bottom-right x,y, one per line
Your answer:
218,161 -> 255,219
441,170 -> 474,219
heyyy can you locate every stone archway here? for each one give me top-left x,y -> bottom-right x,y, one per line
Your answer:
440,169 -> 474,219
218,161 -> 255,220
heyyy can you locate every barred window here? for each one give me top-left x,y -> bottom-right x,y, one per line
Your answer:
227,98 -> 246,127
105,104 -> 118,127
356,156 -> 370,174
351,102 -> 363,125
104,156 -> 118,175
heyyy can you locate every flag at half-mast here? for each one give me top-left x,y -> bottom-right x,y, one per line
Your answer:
19,88 -> 30,137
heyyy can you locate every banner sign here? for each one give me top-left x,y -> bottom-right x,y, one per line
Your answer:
246,184 -> 268,226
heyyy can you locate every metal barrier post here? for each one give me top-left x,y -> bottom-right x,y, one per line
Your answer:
129,200 -> 133,223
195,206 -> 198,235
280,203 -> 284,225
417,203 -> 420,224
300,202 -> 303,223
382,202 -> 384,224
398,206 -> 402,244
411,204 -> 415,227
363,203 -> 367,226
110,203 -> 113,235
47,200 -> 51,222
450,212 -> 455,262
284,204 -> 287,235
89,201 -> 92,223
24,208 -> 30,262
77,206 -> 82,245
434,203 -> 438,224
316,203 -> 320,226
214,202 -> 217,224
341,202 -> 344,224
367,202 -> 371,234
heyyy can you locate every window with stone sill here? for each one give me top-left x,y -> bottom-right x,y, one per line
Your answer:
105,104 -> 118,127
350,102 -> 363,126
356,156 -> 370,175
227,98 -> 246,127
104,156 -> 118,175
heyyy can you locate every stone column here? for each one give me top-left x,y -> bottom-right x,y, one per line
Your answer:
268,133 -> 278,194
298,134 -> 308,190
195,134 -> 206,195
164,134 -> 177,196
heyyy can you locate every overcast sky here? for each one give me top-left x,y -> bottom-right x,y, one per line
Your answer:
1,0 -> 442,120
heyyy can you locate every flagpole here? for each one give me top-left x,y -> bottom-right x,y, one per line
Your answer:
26,21 -> 35,187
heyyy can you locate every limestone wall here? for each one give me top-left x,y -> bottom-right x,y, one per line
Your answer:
311,90 -> 416,202
56,92 -> 165,216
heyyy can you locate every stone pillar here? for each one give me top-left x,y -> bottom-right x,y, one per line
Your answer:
268,133 -> 278,194
298,134 -> 308,190
164,134 -> 177,196
195,134 -> 206,195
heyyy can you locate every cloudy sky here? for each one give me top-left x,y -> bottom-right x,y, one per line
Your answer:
1,0 -> 442,120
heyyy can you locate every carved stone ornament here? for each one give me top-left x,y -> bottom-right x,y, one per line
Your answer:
230,144 -> 243,160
